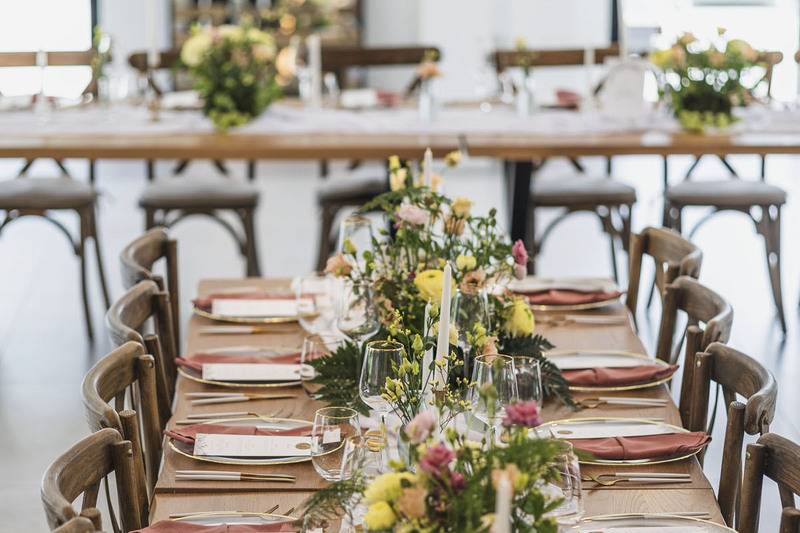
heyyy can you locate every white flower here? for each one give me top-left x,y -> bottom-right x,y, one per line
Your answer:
181,32 -> 212,67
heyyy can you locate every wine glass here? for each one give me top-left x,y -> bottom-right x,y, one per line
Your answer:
359,340 -> 403,472
451,288 -> 491,379
336,281 -> 380,349
548,442 -> 584,525
300,334 -> 347,399
294,274 -> 334,334
337,214 -> 374,267
513,356 -> 543,404
311,406 -> 361,481
469,354 -> 518,444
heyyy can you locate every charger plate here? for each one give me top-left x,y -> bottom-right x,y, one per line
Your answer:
546,349 -> 674,392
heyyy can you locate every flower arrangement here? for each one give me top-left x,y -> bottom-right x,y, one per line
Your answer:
650,30 -> 768,132
180,23 -> 282,131
302,402 -> 567,532
314,153 -> 573,426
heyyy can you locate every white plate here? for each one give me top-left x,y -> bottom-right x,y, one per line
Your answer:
563,514 -> 734,532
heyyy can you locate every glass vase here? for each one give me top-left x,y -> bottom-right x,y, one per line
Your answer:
418,78 -> 436,122
451,288 -> 491,380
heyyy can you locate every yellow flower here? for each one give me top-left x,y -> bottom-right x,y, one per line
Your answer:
414,269 -> 455,302
649,48 -> 672,69
395,487 -> 427,519
455,254 -> 477,271
217,24 -> 245,42
451,196 -> 473,218
449,324 -> 458,346
364,501 -> 397,530
678,32 -> 697,46
364,472 -> 417,504
444,150 -> 462,167
514,36 -> 528,51
430,172 -> 442,191
504,298 -> 535,337
180,31 -> 212,67
342,238 -> 357,255
390,168 -> 408,191
388,155 -> 401,171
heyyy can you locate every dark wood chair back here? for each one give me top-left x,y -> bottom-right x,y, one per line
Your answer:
739,433 -> 800,533
82,341 -> 162,505
493,44 -> 619,72
128,50 -> 181,95
626,226 -> 702,321
0,50 -> 99,95
319,45 -> 439,86
120,227 -> 180,346
105,280 -> 176,425
681,342 -> 777,527
41,428 -> 141,532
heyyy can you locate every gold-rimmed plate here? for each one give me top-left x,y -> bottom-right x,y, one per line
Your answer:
526,296 -> 622,312
537,417 -> 706,466
509,277 -> 622,311
169,417 -> 312,466
547,349 -> 674,392
178,367 -> 302,389
175,512 -> 296,526
193,305 -> 318,324
562,513 -> 734,532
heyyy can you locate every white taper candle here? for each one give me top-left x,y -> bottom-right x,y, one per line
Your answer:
434,263 -> 452,385
145,0 -> 160,68
493,473 -> 512,533
307,34 -> 322,108
423,147 -> 433,187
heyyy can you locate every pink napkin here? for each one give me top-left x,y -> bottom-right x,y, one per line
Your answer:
563,364 -> 678,387
519,289 -> 623,306
176,352 -> 301,373
569,432 -> 710,461
165,423 -> 312,446
133,520 -> 296,532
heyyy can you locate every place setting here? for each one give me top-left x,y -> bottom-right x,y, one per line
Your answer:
509,276 -> 625,312
547,350 -> 679,391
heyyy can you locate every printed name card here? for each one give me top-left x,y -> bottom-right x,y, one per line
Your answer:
202,363 -> 302,382
549,353 -> 648,370
551,421 -> 674,440
193,433 -> 312,458
211,298 -> 314,318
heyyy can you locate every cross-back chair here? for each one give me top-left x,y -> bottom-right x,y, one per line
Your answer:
680,342 -> 777,528
120,227 -> 180,346
105,280 -> 177,426
41,428 -> 142,533
739,432 -> 800,533
82,341 -> 162,501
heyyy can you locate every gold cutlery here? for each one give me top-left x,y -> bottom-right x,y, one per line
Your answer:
198,325 -> 299,335
187,392 -> 298,406
588,511 -> 711,520
169,504 -> 284,520
175,470 -> 296,482
535,314 -> 628,327
176,410 -> 294,425
578,397 -> 669,409
582,472 -> 691,487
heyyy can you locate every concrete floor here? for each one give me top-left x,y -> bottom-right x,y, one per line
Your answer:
0,152 -> 797,531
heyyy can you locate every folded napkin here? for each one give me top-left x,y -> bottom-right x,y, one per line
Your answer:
133,520 -> 296,532
521,289 -> 623,306
176,352 -> 301,373
563,364 -> 678,387
166,423 -> 312,445
570,431 -> 710,461
193,292 -> 305,312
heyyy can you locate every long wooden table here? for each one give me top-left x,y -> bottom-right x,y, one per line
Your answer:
149,277 -> 725,526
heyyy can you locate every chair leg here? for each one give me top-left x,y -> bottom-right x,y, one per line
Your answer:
316,204 -> 337,272
241,208 -> 261,277
78,209 -> 94,341
144,208 -> 156,229
90,206 -> 111,309
757,205 -> 786,333
526,204 -> 537,275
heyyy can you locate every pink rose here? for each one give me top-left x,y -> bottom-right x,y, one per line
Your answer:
502,400 -> 542,428
397,204 -> 429,226
405,410 -> 437,444
512,239 -> 529,266
449,471 -> 466,491
419,443 -> 455,475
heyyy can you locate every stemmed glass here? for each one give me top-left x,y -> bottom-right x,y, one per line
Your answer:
311,406 -> 361,481
294,274 -> 334,334
336,281 -> 380,350
300,335 -> 347,400
513,356 -> 543,404
469,354 -> 518,444
358,340 -> 403,472
337,214 -> 374,267
549,442 -> 584,525
451,288 -> 491,379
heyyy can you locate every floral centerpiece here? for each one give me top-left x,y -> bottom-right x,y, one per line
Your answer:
310,152 -> 572,428
180,23 -> 282,131
302,402 -> 567,532
650,30 -> 768,132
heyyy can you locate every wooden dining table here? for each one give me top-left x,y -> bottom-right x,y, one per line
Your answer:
148,277 -> 726,528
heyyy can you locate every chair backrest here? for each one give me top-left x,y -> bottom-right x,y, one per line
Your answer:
119,227 -> 180,347
127,50 -> 181,95
82,341 -> 162,506
41,428 -> 141,533
105,280 -> 176,425
626,226 -> 702,321
681,342 -> 777,527
319,45 -> 441,92
739,433 -> 800,533
0,50 -> 99,95
758,50 -> 782,99
53,517 -> 98,533
493,44 -> 620,72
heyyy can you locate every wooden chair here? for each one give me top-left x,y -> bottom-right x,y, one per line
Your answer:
680,342 -> 777,527
0,177 -> 111,339
625,226 -> 702,323
105,280 -> 177,426
128,50 -> 262,276
82,341 -> 162,500
53,517 -> 98,533
314,46 -> 441,271
739,433 -> 800,533
120,227 -> 180,346
41,428 -> 142,533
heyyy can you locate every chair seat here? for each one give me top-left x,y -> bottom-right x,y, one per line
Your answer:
317,175 -> 388,205
139,179 -> 259,210
0,178 -> 96,210
532,176 -> 636,206
666,180 -> 787,207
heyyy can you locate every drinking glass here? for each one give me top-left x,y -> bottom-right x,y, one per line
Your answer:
300,335 -> 347,399
548,442 -> 584,525
451,288 -> 491,379
336,281 -> 380,348
469,354 -> 518,444
359,340 -> 403,472
337,214 -> 374,267
513,356 -> 543,404
294,274 -> 335,334
311,406 -> 361,481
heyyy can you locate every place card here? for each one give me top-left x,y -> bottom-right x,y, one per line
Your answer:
547,420 -> 674,440
510,276 -> 617,294
193,433 -> 311,458
549,352 -> 649,370
202,363 -> 301,382
211,298 -> 313,318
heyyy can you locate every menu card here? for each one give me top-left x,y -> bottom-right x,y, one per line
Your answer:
548,420 -> 675,439
211,298 -> 314,318
193,433 -> 311,458
549,352 -> 649,370
202,363 -> 302,382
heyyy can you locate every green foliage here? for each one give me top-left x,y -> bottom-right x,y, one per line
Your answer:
301,467 -> 367,530
306,340 -> 370,415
